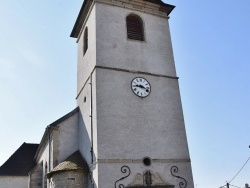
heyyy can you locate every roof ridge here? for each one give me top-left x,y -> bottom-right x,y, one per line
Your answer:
23,142 -> 39,145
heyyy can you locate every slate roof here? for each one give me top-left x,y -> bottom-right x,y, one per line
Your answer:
0,142 -> 39,176
47,150 -> 88,178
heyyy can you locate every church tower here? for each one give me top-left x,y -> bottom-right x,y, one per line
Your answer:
71,0 -> 194,187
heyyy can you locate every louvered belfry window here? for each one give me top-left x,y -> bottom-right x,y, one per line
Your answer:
83,27 -> 88,55
126,14 -> 144,41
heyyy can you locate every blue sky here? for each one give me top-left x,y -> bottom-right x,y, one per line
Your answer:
0,0 -> 249,188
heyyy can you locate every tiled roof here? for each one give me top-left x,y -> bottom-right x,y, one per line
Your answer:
0,142 -> 39,176
47,150 -> 88,178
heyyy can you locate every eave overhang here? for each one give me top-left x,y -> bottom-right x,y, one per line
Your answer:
144,0 -> 175,14
70,0 -> 93,38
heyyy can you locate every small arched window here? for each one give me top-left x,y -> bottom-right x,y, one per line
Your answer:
126,14 -> 144,41
83,27 -> 88,55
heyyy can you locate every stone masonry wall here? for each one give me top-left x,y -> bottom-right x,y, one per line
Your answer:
50,170 -> 88,188
29,163 -> 42,188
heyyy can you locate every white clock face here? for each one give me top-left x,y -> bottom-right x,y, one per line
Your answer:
131,77 -> 151,98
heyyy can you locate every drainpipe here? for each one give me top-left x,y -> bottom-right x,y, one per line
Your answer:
89,74 -> 94,164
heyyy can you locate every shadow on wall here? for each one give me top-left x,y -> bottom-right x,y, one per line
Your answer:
79,109 -> 98,188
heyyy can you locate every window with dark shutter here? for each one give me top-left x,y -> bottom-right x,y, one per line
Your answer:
126,14 -> 144,41
83,27 -> 88,55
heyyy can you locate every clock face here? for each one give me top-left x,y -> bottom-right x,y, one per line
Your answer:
131,77 -> 151,98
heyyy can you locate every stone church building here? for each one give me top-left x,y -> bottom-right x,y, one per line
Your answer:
0,0 -> 195,187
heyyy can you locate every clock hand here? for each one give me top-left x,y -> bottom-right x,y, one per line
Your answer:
140,85 -> 150,92
138,84 -> 146,89
133,85 -> 149,92
133,84 -> 143,88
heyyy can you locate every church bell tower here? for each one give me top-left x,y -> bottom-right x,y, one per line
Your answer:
71,0 -> 194,187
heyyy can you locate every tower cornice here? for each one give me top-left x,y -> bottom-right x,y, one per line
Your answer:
75,65 -> 179,100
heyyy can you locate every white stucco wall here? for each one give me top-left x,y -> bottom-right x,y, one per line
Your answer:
77,4 -> 96,95
78,76 -> 93,165
74,1 -> 194,187
95,2 -> 176,77
0,176 -> 28,188
57,112 -> 79,163
76,4 -> 99,166
38,141 -> 50,165
95,68 -> 190,159
94,2 -> 193,188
